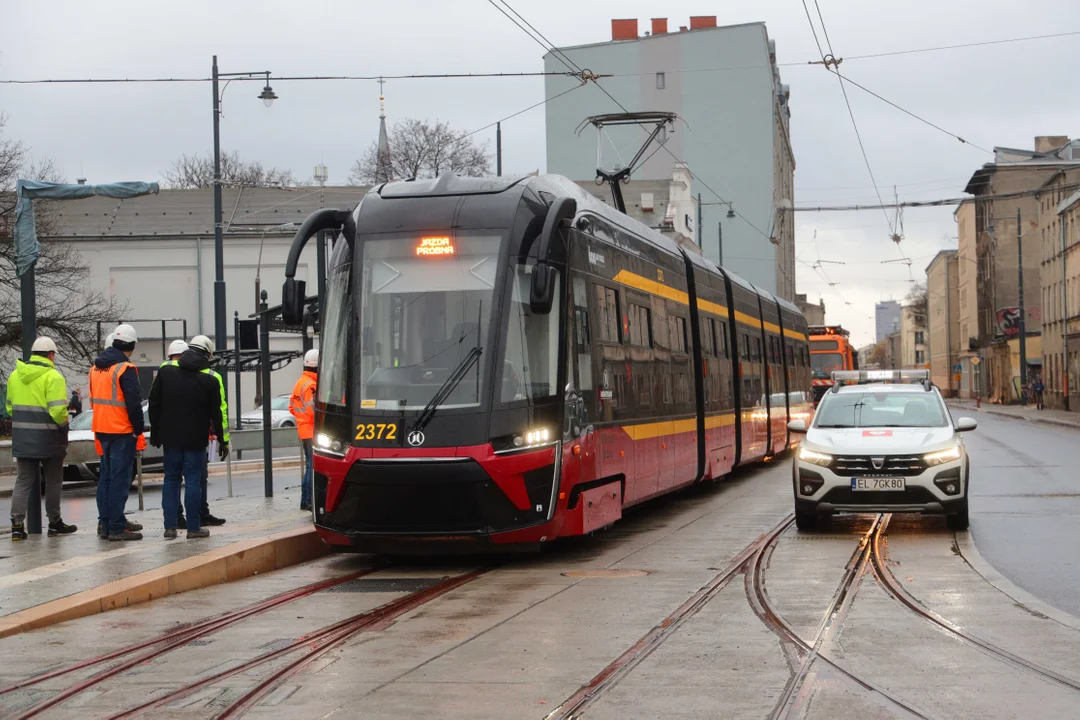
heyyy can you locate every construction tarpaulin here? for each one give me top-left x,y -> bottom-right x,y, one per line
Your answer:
13,179 -> 160,276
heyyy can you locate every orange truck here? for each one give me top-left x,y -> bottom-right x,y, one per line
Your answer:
808,325 -> 858,404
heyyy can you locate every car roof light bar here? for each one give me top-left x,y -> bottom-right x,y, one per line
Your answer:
830,369 -> 932,391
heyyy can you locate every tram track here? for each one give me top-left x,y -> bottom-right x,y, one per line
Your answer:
0,565 -> 383,714
4,565 -> 491,720
869,523 -> 1080,695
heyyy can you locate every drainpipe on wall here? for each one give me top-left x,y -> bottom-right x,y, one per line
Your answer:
196,235 -> 205,334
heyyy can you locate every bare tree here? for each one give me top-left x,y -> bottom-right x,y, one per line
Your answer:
162,150 -> 295,189
1,114 -> 127,369
349,119 -> 491,185
869,340 -> 888,367
905,282 -> 928,327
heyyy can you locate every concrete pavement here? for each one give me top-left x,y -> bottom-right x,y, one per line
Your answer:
3,456 -> 1079,719
950,398 -> 1080,430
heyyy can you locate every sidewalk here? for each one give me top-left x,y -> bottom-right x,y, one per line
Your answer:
948,399 -> 1080,430
0,490 -> 325,637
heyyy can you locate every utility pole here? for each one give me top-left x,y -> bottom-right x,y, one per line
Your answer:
1017,207 -> 1027,394
696,193 -> 702,249
718,222 -> 723,266
496,122 -> 502,177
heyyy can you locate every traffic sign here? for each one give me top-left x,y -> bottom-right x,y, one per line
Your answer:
971,356 -> 981,365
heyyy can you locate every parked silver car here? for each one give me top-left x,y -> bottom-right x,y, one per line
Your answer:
239,395 -> 295,431
65,401 -> 164,482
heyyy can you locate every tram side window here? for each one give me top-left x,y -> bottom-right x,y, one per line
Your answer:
717,321 -> 729,359
572,277 -> 594,391
669,315 -> 687,353
629,304 -> 652,347
739,332 -> 751,361
753,337 -> 763,362
594,285 -> 621,343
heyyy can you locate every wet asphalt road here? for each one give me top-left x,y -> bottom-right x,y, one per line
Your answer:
960,407 -> 1080,618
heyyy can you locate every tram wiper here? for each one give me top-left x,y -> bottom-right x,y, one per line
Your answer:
412,345 -> 483,434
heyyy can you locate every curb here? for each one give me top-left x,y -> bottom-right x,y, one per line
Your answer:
0,525 -> 331,639
948,402 -> 1080,431
954,531 -> 1080,633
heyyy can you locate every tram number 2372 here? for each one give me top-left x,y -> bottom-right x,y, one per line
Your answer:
354,423 -> 399,441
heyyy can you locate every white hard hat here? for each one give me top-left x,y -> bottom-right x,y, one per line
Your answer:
31,336 -> 57,354
111,324 -> 138,344
304,349 -> 319,368
167,339 -> 188,357
189,335 -> 214,354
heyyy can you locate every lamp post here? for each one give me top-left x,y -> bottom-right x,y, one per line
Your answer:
211,56 -> 276,391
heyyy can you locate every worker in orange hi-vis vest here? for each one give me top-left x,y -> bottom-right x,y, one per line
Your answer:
89,324 -> 147,541
289,349 -> 318,512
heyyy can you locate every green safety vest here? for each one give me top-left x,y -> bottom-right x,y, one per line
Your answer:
158,358 -> 230,444
5,356 -> 69,458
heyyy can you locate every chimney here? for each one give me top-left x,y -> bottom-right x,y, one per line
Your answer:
76,178 -> 87,185
651,18 -> 667,35
1034,135 -> 1069,153
689,16 -> 717,29
611,18 -> 638,41
679,25 -> 688,31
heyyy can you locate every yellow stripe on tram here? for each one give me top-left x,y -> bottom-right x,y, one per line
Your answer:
619,412 -> 736,441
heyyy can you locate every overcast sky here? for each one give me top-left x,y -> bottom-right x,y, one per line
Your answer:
4,0 -> 1079,346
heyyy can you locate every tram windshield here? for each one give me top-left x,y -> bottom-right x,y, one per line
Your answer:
358,233 -> 500,411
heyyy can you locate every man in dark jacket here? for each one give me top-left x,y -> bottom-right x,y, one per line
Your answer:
149,343 -> 226,539
90,324 -> 147,541
68,389 -> 82,419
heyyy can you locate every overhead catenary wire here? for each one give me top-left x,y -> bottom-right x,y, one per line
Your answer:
0,70 -> 588,85
793,180 -> 1080,212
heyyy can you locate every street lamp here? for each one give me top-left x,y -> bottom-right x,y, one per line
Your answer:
212,56 -> 276,394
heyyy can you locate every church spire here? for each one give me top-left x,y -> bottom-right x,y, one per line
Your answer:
375,77 -> 392,183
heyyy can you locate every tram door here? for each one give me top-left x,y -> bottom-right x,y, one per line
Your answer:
567,276 -> 596,484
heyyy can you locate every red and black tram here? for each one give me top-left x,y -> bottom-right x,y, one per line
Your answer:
279,174 -> 812,552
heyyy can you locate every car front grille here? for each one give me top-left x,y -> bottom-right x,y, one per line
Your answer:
829,455 -> 926,477
819,486 -> 938,506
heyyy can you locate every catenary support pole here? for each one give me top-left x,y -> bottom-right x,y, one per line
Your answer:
697,193 -> 702,249
718,222 -> 723,266
496,122 -> 502,176
259,290 -> 273,497
1017,207 -> 1027,395
1062,211 -> 1070,411
212,55 -> 229,403
234,311 -> 242,431
21,264 -> 42,535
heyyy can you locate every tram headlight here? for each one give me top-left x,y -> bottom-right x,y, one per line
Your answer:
315,433 -> 346,456
523,428 -> 551,446
798,446 -> 833,467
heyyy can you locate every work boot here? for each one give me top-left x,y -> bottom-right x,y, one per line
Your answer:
163,529 -> 178,540
177,514 -> 187,530
125,519 -> 143,532
10,522 -> 28,542
108,530 -> 143,542
48,519 -> 78,536
186,529 -> 210,539
201,514 -> 226,527
300,503 -> 312,512
97,521 -> 109,539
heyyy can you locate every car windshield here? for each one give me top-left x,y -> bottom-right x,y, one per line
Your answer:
814,390 -> 948,428
271,396 -> 290,411
70,409 -> 94,430
811,352 -> 844,376
358,232 -> 500,410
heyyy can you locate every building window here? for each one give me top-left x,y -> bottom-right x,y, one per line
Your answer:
656,72 -> 666,89
594,285 -> 621,343
629,304 -> 652,347
915,350 -> 926,365
914,331 -> 925,345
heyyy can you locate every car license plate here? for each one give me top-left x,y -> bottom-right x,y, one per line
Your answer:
851,477 -> 905,491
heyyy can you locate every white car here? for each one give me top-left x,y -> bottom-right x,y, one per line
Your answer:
788,370 -> 976,532
239,395 -> 295,430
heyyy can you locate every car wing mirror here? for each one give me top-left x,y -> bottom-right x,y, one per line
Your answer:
955,417 -> 977,432
787,419 -> 807,433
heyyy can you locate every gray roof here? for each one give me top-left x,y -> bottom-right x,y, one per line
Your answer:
43,186 -> 369,238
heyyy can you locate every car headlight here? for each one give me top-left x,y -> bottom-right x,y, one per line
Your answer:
924,444 -> 962,466
315,433 -> 346,457
798,446 -> 833,466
